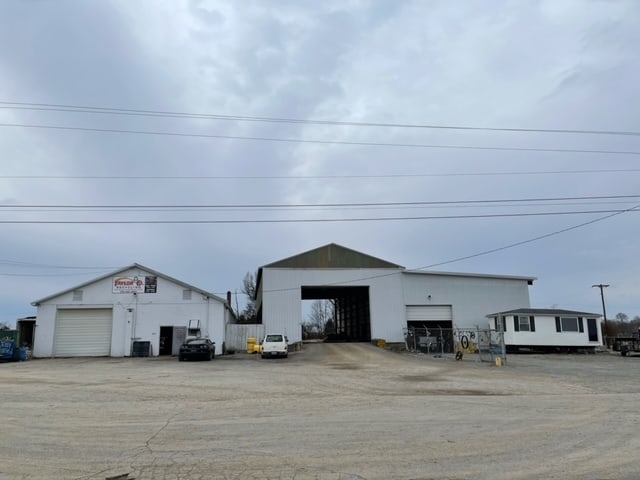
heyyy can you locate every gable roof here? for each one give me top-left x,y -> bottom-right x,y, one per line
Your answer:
32,263 -> 227,306
261,243 -> 404,269
486,308 -> 601,318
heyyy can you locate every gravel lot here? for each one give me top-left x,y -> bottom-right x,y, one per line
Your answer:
1,343 -> 639,480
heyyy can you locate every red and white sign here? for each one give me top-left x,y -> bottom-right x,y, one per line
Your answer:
112,276 -> 145,294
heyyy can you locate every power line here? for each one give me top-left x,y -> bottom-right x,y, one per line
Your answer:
2,122 -> 640,156
0,209 -> 638,224
3,208 -> 637,287
259,203 -> 640,293
0,259 -> 116,270
417,203 -> 640,269
2,201 -> 636,215
0,270 -> 114,277
2,169 -> 640,181
2,101 -> 640,137
1,194 -> 639,210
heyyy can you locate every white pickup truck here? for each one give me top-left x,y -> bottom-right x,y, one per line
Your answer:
261,334 -> 288,359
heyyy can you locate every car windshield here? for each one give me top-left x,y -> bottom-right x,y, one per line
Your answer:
265,335 -> 283,342
186,339 -> 207,345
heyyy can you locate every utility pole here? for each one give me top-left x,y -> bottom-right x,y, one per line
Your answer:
592,284 -> 610,346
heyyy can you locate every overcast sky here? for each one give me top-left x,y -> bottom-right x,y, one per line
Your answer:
1,0 -> 638,326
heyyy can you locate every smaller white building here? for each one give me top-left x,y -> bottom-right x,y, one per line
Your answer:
32,264 -> 233,358
487,308 -> 603,352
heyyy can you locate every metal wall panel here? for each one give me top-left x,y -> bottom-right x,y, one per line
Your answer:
402,273 -> 531,330
225,324 -> 266,351
259,268 -> 532,344
261,268 -> 406,343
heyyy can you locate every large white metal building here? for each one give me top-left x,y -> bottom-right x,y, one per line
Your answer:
255,244 -> 536,345
31,264 -> 233,358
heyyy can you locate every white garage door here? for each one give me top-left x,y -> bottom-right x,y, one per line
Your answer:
407,306 -> 453,322
53,309 -> 113,357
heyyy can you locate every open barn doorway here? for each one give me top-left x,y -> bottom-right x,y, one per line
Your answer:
301,286 -> 370,342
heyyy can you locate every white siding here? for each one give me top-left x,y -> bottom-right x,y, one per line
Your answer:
402,273 -> 531,330
33,267 -> 228,358
261,268 -> 406,343
502,315 -> 602,347
260,268 -> 532,345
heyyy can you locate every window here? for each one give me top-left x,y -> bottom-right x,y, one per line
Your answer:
556,316 -> 583,332
513,315 -> 535,332
561,317 -> 578,332
182,289 -> 192,300
72,290 -> 83,302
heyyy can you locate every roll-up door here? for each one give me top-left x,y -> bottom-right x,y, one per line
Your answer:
407,306 -> 453,322
53,309 -> 113,357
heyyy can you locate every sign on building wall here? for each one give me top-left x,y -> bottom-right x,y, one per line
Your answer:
113,276 -> 157,294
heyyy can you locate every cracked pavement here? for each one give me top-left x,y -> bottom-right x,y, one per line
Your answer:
1,344 -> 639,479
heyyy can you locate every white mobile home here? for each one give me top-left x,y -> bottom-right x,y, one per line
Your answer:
31,264 -> 233,358
487,308 -> 603,352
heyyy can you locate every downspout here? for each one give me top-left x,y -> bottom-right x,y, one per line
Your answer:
130,292 -> 139,355
206,295 -> 211,341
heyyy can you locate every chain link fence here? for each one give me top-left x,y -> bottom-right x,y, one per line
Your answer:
403,326 -> 505,363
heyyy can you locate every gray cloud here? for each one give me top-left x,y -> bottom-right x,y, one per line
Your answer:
0,0 -> 638,326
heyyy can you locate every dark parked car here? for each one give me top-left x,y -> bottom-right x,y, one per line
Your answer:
179,338 -> 215,361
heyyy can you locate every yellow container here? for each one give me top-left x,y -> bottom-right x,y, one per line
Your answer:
495,357 -> 503,368
247,337 -> 258,353
377,339 -> 386,349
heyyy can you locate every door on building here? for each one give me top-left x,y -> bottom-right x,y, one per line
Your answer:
53,309 -> 113,357
159,326 -> 187,356
172,327 -> 187,355
587,318 -> 599,342
406,305 -> 453,330
159,326 -> 173,355
406,305 -> 454,353
17,319 -> 36,348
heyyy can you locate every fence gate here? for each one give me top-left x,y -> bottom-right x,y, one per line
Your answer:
225,324 -> 265,352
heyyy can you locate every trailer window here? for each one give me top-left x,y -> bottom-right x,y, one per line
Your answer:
517,316 -> 531,331
560,317 -> 579,332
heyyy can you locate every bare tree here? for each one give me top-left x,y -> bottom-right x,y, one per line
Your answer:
307,300 -> 333,335
238,271 -> 258,323
611,312 -> 639,336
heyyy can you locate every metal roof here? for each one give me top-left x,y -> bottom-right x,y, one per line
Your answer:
486,308 -> 601,318
404,269 -> 536,284
261,243 -> 404,269
255,244 -> 537,299
31,263 -> 228,307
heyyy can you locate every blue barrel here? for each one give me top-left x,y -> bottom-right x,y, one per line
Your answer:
19,347 -> 27,361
